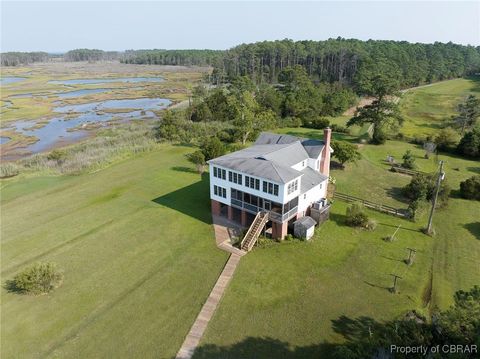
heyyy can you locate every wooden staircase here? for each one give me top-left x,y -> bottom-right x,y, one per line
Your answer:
240,211 -> 269,252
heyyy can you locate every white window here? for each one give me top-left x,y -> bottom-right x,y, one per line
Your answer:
288,180 -> 298,194
214,185 -> 227,198
262,180 -> 278,196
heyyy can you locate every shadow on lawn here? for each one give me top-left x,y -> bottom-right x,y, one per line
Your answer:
190,316 -> 389,359
329,211 -> 346,226
385,187 -> 410,204
3,279 -> 23,294
171,166 -> 199,174
152,173 -> 212,224
466,166 -> 480,174
464,222 -> 480,240
191,336 -> 339,359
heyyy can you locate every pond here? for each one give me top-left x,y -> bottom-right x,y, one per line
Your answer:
1,97 -> 171,155
48,77 -> 164,85
55,97 -> 171,113
9,88 -> 110,99
0,77 -> 26,85
56,88 -> 110,98
0,136 -> 11,145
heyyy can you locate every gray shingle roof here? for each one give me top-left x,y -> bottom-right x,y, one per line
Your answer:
255,132 -> 301,145
300,167 -> 328,194
208,132 -> 330,184
209,156 -> 301,183
255,132 -> 325,159
260,141 -> 309,167
294,216 -> 317,228
301,139 -> 325,159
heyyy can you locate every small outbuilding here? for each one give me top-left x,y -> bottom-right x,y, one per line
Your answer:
293,216 -> 317,240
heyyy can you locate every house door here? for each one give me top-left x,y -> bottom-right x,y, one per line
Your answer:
264,200 -> 271,211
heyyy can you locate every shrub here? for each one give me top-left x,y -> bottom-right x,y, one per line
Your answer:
371,129 -> 387,145
403,174 -> 450,207
330,124 -> 349,133
410,135 -> 426,145
435,127 -> 460,151
406,200 -> 420,221
401,150 -> 416,169
331,141 -> 361,167
200,136 -> 226,161
279,116 -> 302,128
403,174 -> 430,201
459,176 -> 480,200
345,203 -> 369,228
0,162 -> 20,178
10,262 -> 63,295
457,128 -> 480,158
47,149 -> 67,162
303,117 -> 330,129
185,150 -> 206,174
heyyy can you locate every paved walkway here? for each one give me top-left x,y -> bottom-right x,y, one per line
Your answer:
175,253 -> 242,359
212,215 -> 247,256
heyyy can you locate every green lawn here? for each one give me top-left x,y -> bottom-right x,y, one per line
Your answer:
1,145 -> 228,359
400,77 -> 480,137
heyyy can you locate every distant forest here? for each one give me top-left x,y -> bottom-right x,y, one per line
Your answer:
2,39 -> 480,93
121,49 -> 223,66
1,52 -> 50,66
210,39 -> 480,92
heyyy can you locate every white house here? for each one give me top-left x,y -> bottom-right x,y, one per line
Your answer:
208,128 -> 332,240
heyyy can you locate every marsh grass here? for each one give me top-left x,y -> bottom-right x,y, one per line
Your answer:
1,123 -> 160,176
0,162 -> 20,178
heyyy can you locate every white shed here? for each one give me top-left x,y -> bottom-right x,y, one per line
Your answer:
293,216 -> 317,240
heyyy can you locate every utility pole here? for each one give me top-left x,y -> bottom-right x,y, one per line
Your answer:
405,248 -> 417,266
427,160 -> 444,235
390,274 -> 403,293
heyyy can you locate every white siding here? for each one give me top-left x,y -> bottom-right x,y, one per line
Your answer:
209,163 -> 289,205
298,179 -> 328,213
209,163 -> 230,205
291,160 -> 308,171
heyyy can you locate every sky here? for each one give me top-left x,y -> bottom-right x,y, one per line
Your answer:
1,1 -> 479,52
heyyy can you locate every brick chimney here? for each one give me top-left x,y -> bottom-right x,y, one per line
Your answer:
319,127 -> 331,176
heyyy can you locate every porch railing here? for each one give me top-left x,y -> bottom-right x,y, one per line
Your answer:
231,198 -> 297,222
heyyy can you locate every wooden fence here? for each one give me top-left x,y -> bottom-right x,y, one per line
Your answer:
390,165 -> 428,176
333,192 -> 408,218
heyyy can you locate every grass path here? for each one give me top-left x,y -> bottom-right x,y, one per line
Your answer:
1,145 -> 228,359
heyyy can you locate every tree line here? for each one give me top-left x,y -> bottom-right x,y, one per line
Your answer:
211,38 -> 480,93
1,52 -> 50,66
64,49 -> 121,62
121,49 -> 223,66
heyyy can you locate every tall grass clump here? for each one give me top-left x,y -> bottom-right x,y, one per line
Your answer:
8,262 -> 63,295
0,162 -> 20,178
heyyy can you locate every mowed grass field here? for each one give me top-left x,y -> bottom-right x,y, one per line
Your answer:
196,81 -> 480,357
400,77 -> 480,137
1,145 -> 228,358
